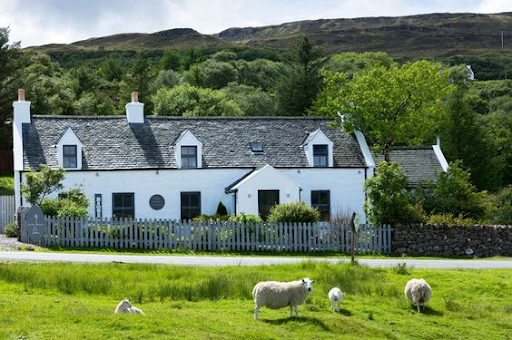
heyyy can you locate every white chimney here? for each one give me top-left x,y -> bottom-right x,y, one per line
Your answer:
13,89 -> 31,171
125,91 -> 144,124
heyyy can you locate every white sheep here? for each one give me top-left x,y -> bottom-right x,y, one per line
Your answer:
404,279 -> 432,313
328,287 -> 346,312
114,298 -> 146,315
252,278 -> 315,320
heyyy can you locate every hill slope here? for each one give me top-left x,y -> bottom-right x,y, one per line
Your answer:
217,12 -> 512,57
26,28 -> 229,52
26,12 -> 512,57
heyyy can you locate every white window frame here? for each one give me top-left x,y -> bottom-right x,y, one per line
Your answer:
174,130 -> 203,169
57,127 -> 83,170
302,129 -> 334,168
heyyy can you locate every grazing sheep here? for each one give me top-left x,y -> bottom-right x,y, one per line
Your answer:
252,278 -> 315,320
328,287 -> 346,312
114,298 -> 146,315
404,279 -> 432,313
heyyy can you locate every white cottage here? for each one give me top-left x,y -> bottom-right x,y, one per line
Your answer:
12,90 -> 380,222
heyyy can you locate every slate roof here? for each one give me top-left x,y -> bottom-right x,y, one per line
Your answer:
373,147 -> 445,186
23,116 -> 366,170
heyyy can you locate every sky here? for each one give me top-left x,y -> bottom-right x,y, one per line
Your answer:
1,0 -> 511,47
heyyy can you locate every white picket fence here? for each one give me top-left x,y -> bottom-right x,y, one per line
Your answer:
23,216 -> 392,253
0,196 -> 15,233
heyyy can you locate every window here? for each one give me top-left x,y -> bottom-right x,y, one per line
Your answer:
181,192 -> 201,220
112,193 -> 134,219
181,146 -> 197,168
63,145 -> 77,168
313,145 -> 328,167
258,190 -> 279,220
250,141 -> 263,153
311,190 -> 330,221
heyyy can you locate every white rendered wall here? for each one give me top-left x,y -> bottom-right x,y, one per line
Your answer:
234,166 -> 301,216
281,168 -> 368,223
18,167 -> 369,222
21,168 -> 250,220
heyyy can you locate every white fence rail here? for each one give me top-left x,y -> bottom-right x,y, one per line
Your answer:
0,196 -> 15,233
22,216 -> 392,253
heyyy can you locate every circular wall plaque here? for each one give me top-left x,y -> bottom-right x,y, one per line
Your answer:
149,194 -> 165,210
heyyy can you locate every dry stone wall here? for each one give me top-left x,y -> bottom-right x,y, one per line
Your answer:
392,224 -> 512,257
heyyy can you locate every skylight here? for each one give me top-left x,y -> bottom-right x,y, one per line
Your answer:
250,141 -> 263,153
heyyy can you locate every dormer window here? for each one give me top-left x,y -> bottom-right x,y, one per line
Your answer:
174,130 -> 203,169
63,145 -> 77,168
57,128 -> 83,170
181,146 -> 198,168
313,145 -> 328,167
302,129 -> 334,168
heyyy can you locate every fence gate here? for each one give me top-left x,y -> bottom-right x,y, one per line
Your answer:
0,196 -> 15,233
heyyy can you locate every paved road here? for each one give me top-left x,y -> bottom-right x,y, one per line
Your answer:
0,251 -> 511,269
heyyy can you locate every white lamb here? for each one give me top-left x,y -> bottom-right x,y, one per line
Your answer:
328,287 -> 346,312
252,278 -> 315,320
114,298 -> 146,315
404,279 -> 432,313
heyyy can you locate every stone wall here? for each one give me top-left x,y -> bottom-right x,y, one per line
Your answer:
392,224 -> 512,257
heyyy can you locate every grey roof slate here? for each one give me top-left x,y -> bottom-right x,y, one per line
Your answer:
23,116 -> 366,170
373,147 -> 444,185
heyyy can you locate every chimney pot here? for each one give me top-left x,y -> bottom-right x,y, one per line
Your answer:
18,89 -> 25,101
131,91 -> 138,103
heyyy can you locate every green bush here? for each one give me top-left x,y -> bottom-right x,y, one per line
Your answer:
426,213 -> 477,226
216,202 -> 228,216
3,223 -> 20,238
493,186 -> 512,224
364,162 -> 424,225
415,161 -> 487,220
40,198 -> 60,216
266,202 -> 319,223
56,198 -> 89,218
192,214 -> 229,222
39,186 -> 90,218
228,213 -> 263,224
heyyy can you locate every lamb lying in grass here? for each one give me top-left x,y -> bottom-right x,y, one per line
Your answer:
328,287 -> 346,312
114,298 -> 145,315
252,278 -> 315,320
404,279 -> 432,313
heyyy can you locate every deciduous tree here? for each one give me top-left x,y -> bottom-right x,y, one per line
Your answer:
312,60 -> 453,160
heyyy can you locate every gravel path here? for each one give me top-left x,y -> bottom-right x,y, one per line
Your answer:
0,234 -> 28,250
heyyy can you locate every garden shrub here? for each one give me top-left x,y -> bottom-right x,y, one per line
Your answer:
415,161 -> 487,220
266,202 -> 320,223
492,185 -> 512,224
39,186 -> 90,218
216,202 -> 228,216
193,214 -> 229,222
426,213 -> 477,226
3,223 -> 20,238
228,213 -> 263,224
364,161 -> 424,225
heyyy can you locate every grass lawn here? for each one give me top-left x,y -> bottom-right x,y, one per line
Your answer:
0,262 -> 510,339
0,175 -> 14,195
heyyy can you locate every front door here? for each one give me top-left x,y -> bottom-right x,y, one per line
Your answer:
258,190 -> 279,220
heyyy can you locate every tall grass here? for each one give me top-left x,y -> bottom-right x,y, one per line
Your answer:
0,262 -> 401,302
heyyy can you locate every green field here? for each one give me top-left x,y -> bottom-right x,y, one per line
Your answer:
0,175 -> 14,195
0,261 -> 510,339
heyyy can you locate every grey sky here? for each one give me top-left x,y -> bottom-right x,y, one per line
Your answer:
1,0 -> 511,47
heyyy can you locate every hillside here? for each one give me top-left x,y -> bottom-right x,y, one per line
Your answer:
26,28 -> 229,52
25,12 -> 512,57
218,12 -> 512,57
